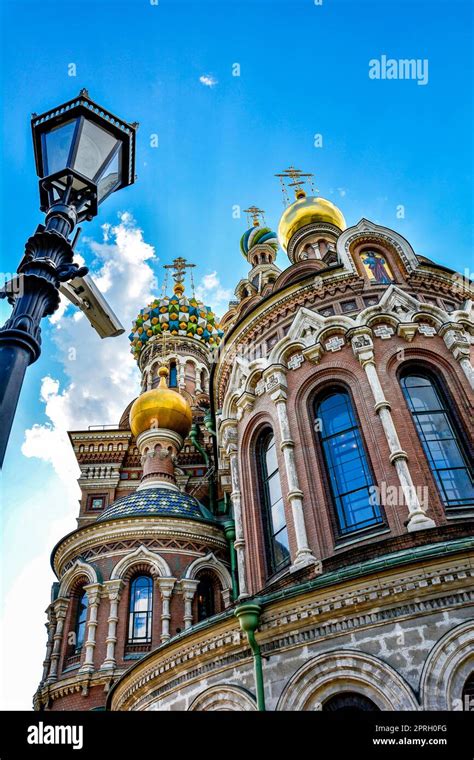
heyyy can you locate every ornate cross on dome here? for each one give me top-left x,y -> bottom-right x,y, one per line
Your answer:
243,206 -> 265,228
275,166 -> 317,204
163,257 -> 196,295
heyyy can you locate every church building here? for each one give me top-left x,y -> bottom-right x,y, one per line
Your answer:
34,168 -> 474,712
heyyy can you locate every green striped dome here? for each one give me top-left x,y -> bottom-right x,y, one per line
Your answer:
240,226 -> 278,259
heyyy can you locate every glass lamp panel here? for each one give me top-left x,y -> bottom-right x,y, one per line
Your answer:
97,144 -> 122,202
43,119 -> 77,176
73,119 -> 119,180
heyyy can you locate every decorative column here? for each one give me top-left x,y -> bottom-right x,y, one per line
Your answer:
440,324 -> 474,390
351,329 -> 435,532
78,583 -> 102,674
181,579 -> 199,630
46,597 -> 69,683
157,578 -> 176,642
41,606 -> 57,684
221,419 -> 249,598
264,367 -> 320,572
100,580 -> 124,671
177,356 -> 186,389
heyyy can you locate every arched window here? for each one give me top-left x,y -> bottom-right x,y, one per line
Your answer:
257,431 -> 290,574
401,372 -> 474,510
315,390 -> 383,536
75,590 -> 88,651
196,575 -> 215,622
79,444 -> 84,453
108,443 -> 114,452
169,361 -> 178,388
128,575 -> 153,644
98,443 -> 104,452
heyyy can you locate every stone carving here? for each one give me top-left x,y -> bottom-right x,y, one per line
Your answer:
287,353 -> 304,370
418,323 -> 436,337
374,324 -> 394,339
325,336 -> 344,352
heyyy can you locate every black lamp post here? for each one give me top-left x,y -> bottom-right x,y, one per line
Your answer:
0,89 -> 137,467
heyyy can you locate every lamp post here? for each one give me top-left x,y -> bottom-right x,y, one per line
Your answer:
0,89 -> 138,468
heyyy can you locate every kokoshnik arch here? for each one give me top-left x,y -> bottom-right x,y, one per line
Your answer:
34,167 -> 474,713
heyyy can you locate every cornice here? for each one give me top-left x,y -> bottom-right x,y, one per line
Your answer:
52,517 -> 228,578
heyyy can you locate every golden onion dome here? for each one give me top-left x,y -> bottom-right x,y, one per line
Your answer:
129,366 -> 193,439
277,194 -> 346,252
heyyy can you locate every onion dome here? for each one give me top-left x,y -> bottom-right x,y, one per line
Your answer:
240,226 -> 278,259
129,284 -> 224,362
278,195 -> 346,252
96,486 -> 214,523
129,366 -> 193,438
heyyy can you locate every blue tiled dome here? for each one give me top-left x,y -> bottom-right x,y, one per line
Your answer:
96,487 -> 214,523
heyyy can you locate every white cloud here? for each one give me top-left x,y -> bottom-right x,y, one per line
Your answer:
22,211 -> 158,486
337,187 -> 347,197
199,74 -> 218,87
195,270 -> 231,313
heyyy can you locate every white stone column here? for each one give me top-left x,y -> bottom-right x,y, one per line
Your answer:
157,578 -> 176,642
351,330 -> 435,532
181,579 -> 199,630
100,580 -> 124,670
46,598 -> 69,683
177,357 -> 186,389
266,368 -> 320,572
79,583 -> 102,674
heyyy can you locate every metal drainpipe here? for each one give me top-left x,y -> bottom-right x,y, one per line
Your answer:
189,422 -> 217,512
235,603 -> 265,711
223,520 -> 238,600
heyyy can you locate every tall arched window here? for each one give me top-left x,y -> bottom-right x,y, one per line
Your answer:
75,589 -> 89,651
169,361 -> 178,388
401,372 -> 474,510
258,431 -> 290,574
315,390 -> 383,536
128,575 -> 153,644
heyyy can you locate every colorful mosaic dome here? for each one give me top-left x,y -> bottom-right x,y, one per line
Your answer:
240,226 -> 278,258
96,487 -> 214,523
129,290 -> 224,361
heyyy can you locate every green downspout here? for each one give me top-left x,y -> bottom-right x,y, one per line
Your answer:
189,422 -> 217,512
223,520 -> 238,600
190,423 -> 209,467
235,603 -> 265,711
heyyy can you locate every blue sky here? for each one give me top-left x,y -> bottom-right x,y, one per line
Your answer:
0,0 -> 472,708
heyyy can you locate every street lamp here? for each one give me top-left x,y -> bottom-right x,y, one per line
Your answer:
0,89 -> 138,467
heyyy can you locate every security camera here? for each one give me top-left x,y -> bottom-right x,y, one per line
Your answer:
59,274 -> 125,339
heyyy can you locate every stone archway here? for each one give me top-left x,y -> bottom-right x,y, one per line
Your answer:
276,650 -> 419,711
420,621 -> 474,710
188,685 -> 257,712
